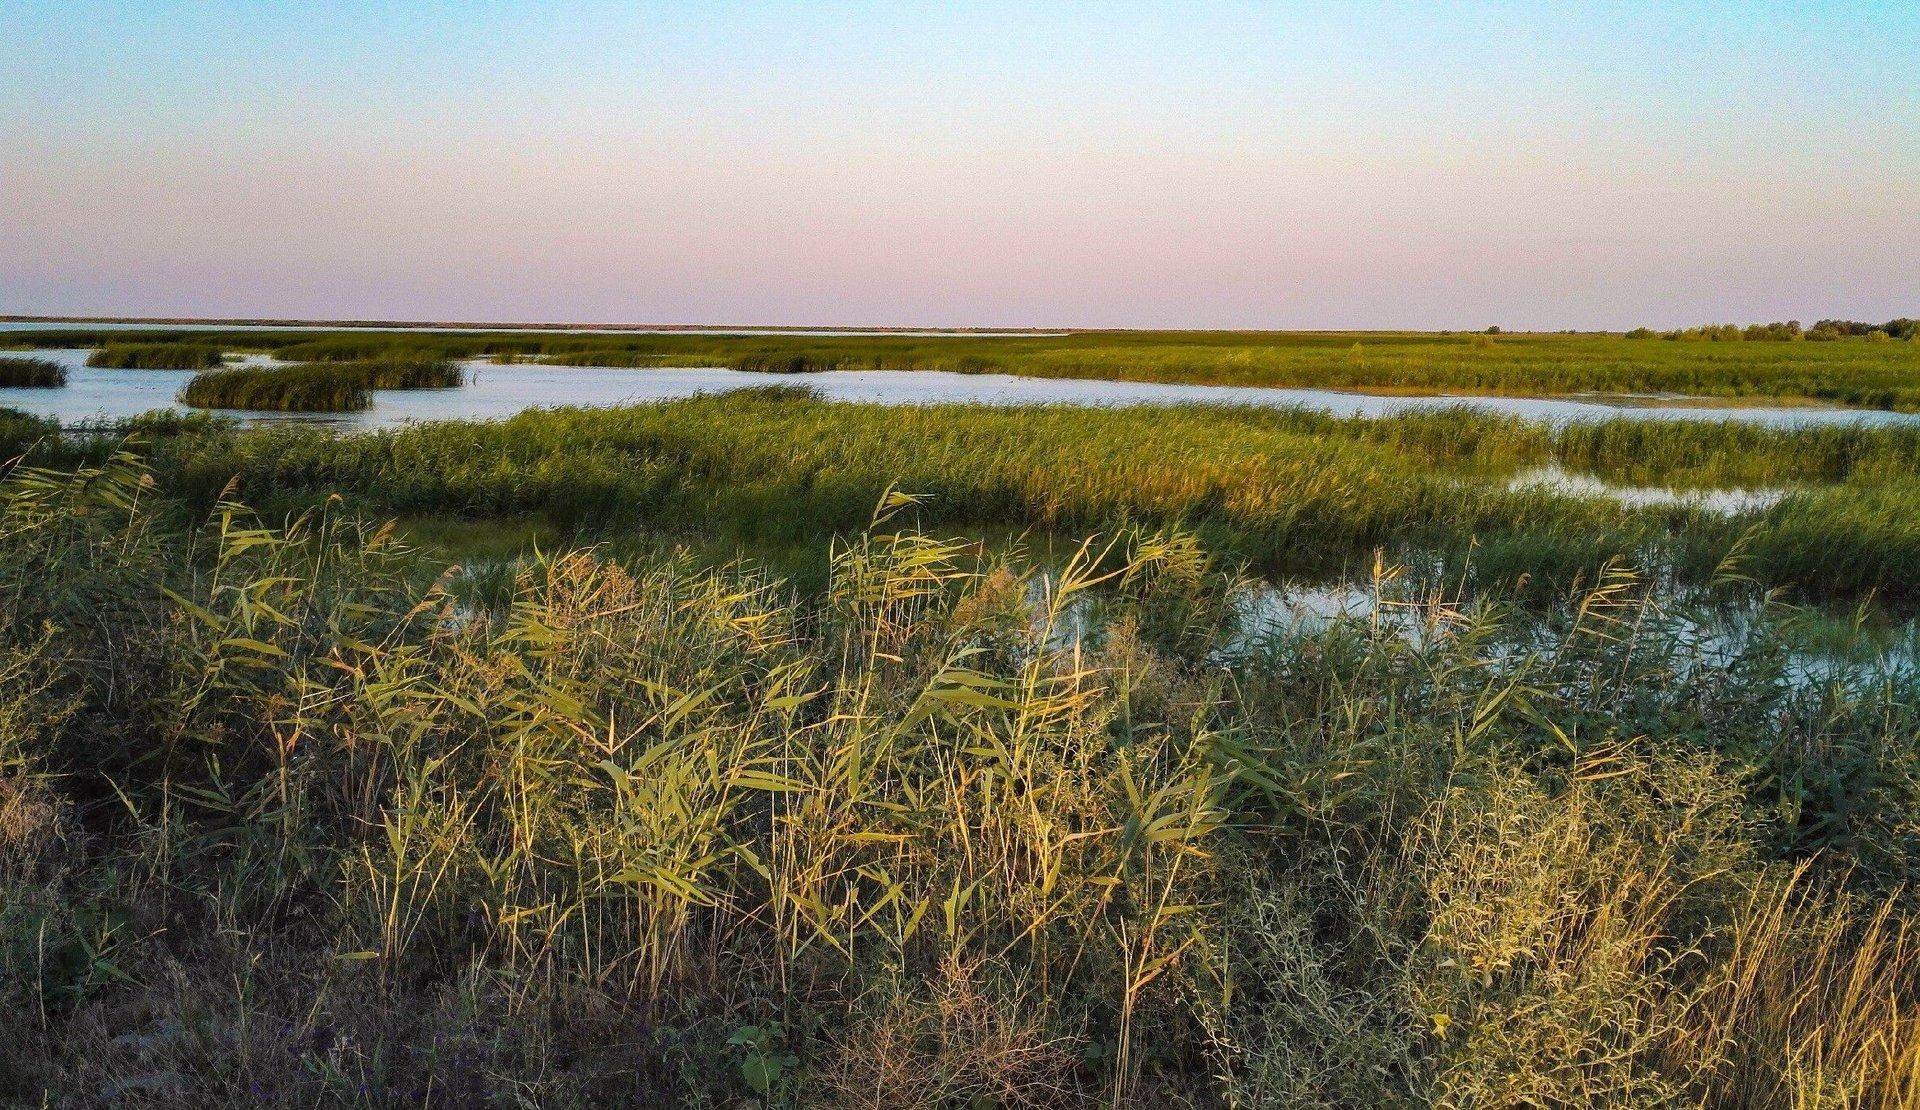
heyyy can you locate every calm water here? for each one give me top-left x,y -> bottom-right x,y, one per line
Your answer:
5,348 -> 1920,430
1504,463 -> 1787,514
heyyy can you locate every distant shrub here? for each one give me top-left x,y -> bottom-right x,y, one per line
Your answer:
0,357 -> 66,387
86,343 -> 225,369
1622,320 -> 1897,343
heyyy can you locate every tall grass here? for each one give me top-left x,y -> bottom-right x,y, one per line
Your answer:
180,358 -> 462,412
84,342 -> 225,369
128,394 -> 1920,603
182,364 -> 373,411
0,357 -> 66,387
0,407 -> 61,459
16,327 -> 1920,407
348,355 -> 463,389
1,458 -> 1917,1104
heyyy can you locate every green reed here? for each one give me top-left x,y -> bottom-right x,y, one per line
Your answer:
2,457 -> 1917,1105
0,357 -> 66,388
180,358 -> 463,412
181,364 -> 373,411
85,342 -> 225,369
113,394 -> 1920,603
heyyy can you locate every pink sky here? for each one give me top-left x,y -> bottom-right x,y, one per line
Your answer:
5,2 -> 1916,329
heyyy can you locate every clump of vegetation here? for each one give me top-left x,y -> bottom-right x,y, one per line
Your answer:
0,407 -> 60,457
180,358 -> 462,412
0,357 -> 66,387
182,364 -> 372,411
1,458 -> 1917,1104
84,342 -> 225,369
344,355 -> 464,390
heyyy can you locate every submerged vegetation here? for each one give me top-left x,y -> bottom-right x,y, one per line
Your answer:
14,325 -> 1920,408
181,357 -> 464,412
2,456 -> 1917,1104
0,356 -> 66,387
84,341 -> 225,369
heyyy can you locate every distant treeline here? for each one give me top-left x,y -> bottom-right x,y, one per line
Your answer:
1627,319 -> 1919,342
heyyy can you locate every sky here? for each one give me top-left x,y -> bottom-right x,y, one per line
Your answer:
2,1 -> 1916,330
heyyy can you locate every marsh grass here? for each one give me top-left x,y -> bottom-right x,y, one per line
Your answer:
129,394 -> 1920,604
84,342 -> 225,369
17,327 -> 1920,408
1,458 -> 1917,1105
0,408 -> 61,461
182,364 -> 373,411
0,357 -> 66,388
180,358 -> 462,412
345,355 -> 464,390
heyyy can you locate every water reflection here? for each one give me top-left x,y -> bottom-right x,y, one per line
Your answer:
1505,464 -> 1786,514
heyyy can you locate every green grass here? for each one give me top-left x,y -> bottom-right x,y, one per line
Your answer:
181,364 -> 373,411
16,327 -> 1920,407
0,407 -> 61,458
115,394 -> 1920,603
180,358 -> 463,412
3,456 -> 1918,1104
0,357 -> 66,387
84,342 -> 225,369
341,355 -> 465,390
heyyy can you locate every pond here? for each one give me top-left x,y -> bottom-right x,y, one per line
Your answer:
6,348 -> 1920,430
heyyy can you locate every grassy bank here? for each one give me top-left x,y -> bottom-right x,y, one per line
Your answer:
2,457 -> 1916,1105
0,356 -> 66,387
16,327 -> 1920,408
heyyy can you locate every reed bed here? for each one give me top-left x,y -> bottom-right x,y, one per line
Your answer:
124,394 -> 1920,603
84,342 -> 225,369
180,358 -> 463,412
1,457 -> 1916,1105
17,327 -> 1920,407
0,357 -> 66,388
182,364 -> 373,411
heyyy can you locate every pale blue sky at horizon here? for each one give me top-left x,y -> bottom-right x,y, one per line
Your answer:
3,2 -> 1915,329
